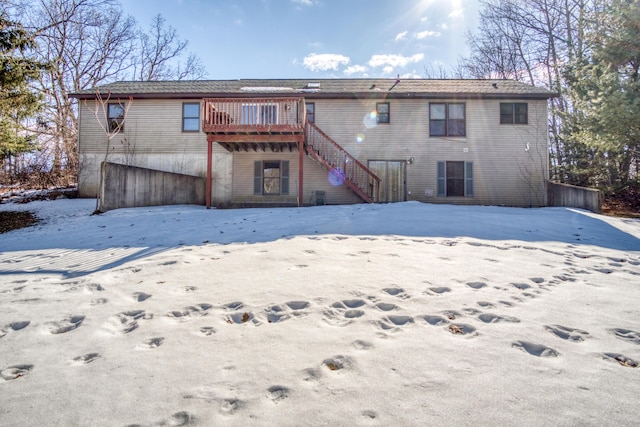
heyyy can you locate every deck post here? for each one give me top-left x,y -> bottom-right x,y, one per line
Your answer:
206,137 -> 212,209
298,137 -> 304,207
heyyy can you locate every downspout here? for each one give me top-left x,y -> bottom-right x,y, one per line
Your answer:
206,137 -> 212,209
298,136 -> 304,207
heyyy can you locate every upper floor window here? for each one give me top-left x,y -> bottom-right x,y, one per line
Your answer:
376,102 -> 390,124
500,102 -> 528,124
182,103 -> 200,132
108,103 -> 125,132
429,103 -> 465,137
306,102 -> 315,123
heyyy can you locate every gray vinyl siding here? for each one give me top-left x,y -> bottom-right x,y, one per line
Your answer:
232,153 -> 359,206
77,94 -> 549,207
77,99 -> 232,200
311,97 -> 548,207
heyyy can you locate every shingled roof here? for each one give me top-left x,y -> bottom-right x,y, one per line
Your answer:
70,78 -> 557,100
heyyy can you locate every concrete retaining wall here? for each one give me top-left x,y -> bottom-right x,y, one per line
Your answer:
99,162 -> 206,212
547,181 -> 602,213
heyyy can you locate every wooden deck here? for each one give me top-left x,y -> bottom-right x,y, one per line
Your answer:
203,97 -> 305,152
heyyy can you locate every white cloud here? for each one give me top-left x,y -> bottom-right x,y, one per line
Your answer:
292,0 -> 313,6
303,53 -> 350,71
368,53 -> 425,68
395,31 -> 408,42
383,66 -> 394,74
400,71 -> 422,79
343,65 -> 368,75
449,8 -> 464,18
440,23 -> 449,30
415,30 -> 441,39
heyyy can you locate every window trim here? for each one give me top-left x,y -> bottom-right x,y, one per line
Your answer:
182,102 -> 200,132
429,103 -> 466,137
437,161 -> 473,197
376,102 -> 390,124
253,160 -> 290,195
500,102 -> 528,125
107,103 -> 125,133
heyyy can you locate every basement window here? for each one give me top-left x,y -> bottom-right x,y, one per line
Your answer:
437,161 -> 473,197
254,160 -> 290,195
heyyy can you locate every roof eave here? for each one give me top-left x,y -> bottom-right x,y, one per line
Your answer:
69,91 -> 558,101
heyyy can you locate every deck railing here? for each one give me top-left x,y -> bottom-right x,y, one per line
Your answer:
203,98 -> 305,133
305,121 -> 380,203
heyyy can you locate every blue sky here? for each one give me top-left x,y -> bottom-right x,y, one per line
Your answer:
120,0 -> 480,79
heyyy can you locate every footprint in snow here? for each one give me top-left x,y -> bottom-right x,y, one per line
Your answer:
166,304 -> 212,321
137,337 -> 164,349
375,315 -> 414,331
133,292 -> 151,302
72,353 -> 100,365
382,287 -> 410,299
612,328 -> 640,345
323,355 -> 353,371
466,281 -> 488,289
0,320 -> 30,338
512,340 -> 559,357
266,385 -> 290,403
103,310 -> 152,335
46,315 -> 85,334
602,353 -> 638,368
0,364 -> 33,381
447,323 -> 477,336
198,326 -> 216,336
428,287 -> 451,295
422,315 -> 449,326
226,311 -> 259,325
545,325 -> 590,342
478,313 -> 521,323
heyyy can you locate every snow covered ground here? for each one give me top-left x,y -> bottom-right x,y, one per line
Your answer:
1,199 -> 639,426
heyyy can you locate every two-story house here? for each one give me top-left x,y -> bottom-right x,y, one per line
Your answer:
71,78 -> 556,209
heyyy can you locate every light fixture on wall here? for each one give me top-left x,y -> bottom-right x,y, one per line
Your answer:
407,157 -> 414,165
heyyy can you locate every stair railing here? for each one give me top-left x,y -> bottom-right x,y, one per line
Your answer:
305,121 -> 380,203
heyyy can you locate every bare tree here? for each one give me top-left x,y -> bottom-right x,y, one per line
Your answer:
132,14 -> 205,81
85,89 -> 132,212
10,0 -> 137,184
460,0 -> 597,185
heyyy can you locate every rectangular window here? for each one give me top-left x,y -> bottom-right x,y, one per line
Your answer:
108,103 -> 125,132
429,103 -> 465,137
242,104 -> 278,125
254,160 -> 289,195
182,103 -> 200,132
437,161 -> 473,197
376,102 -> 390,124
500,102 -> 528,124
306,102 -> 315,123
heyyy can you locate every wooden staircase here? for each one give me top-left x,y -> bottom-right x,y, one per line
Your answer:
305,121 -> 380,203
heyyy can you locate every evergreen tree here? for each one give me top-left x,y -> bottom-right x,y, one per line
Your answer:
565,0 -> 640,192
0,11 -> 46,161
